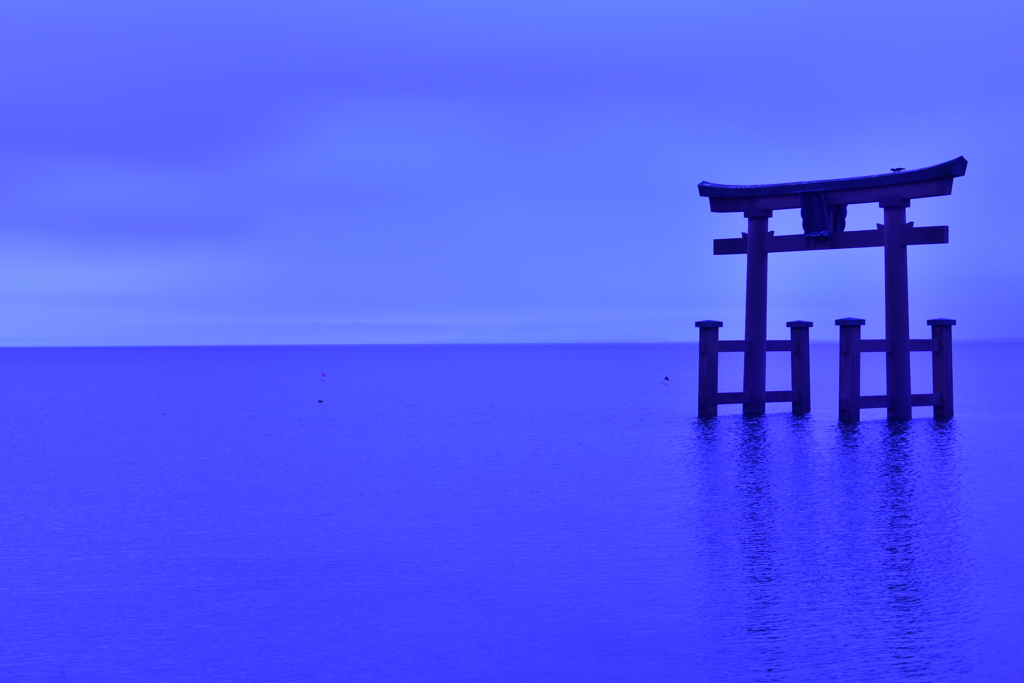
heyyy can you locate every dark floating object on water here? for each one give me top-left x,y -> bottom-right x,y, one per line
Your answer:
664,376 -> 670,381
318,400 -> 323,403
891,167 -> 905,173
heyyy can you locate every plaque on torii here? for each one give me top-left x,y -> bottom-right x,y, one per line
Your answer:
694,157 -> 967,421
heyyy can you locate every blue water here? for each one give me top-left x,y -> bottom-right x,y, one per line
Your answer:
1,343 -> 1022,682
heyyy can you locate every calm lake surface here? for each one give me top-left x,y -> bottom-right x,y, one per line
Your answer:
1,342 -> 1022,682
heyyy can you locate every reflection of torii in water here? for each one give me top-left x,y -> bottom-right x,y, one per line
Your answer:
695,157 -> 966,420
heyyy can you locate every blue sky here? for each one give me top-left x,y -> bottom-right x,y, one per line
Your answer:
0,0 -> 1020,345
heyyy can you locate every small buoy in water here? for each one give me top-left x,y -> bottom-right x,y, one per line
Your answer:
661,376 -> 670,384
318,399 -> 323,403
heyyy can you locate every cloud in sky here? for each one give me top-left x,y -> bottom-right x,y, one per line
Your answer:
1,0 -> 1021,344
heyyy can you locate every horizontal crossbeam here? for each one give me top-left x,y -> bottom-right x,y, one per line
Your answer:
712,339 -> 795,352
718,340 -> 747,352
853,393 -> 939,409
716,335 -> 933,352
766,340 -> 794,352
846,338 -> 937,352
713,224 -> 948,256
716,390 -> 798,405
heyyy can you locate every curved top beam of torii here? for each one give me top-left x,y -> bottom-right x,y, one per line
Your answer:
697,157 -> 967,213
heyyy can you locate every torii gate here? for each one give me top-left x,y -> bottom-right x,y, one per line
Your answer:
694,157 -> 967,420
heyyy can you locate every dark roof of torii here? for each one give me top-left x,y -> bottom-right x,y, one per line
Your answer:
696,157 -> 967,213
698,157 -> 967,199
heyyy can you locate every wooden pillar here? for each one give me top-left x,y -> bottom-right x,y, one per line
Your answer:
928,318 -> 955,419
696,320 -> 723,418
743,210 -> 771,416
881,198 -> 912,419
787,320 -> 812,414
837,317 -> 865,422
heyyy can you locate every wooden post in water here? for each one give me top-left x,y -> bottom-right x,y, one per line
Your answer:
882,198 -> 913,419
928,318 -> 955,418
837,318 -> 865,422
696,320 -> 723,418
742,210 -> 771,416
787,320 -> 812,414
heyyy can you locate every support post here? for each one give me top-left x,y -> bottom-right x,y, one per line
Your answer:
928,318 -> 955,419
837,318 -> 865,422
743,210 -> 771,416
787,320 -> 812,414
881,198 -> 912,419
696,320 -> 723,418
